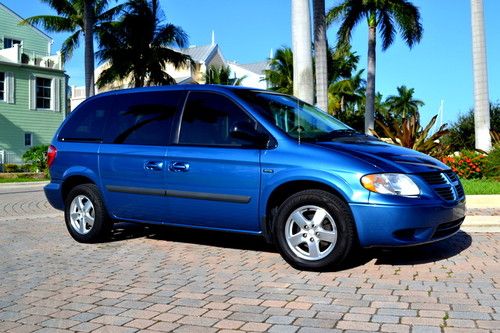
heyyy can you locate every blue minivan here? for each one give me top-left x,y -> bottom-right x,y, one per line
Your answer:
45,85 -> 465,269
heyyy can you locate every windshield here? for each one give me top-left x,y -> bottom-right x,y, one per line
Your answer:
235,91 -> 354,141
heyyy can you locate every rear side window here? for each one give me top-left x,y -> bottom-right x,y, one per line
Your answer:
59,96 -> 112,142
104,91 -> 185,146
179,92 -> 257,147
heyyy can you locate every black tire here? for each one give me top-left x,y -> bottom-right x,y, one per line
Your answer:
64,184 -> 112,243
273,189 -> 355,270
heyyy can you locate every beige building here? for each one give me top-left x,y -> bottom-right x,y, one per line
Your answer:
70,42 -> 269,110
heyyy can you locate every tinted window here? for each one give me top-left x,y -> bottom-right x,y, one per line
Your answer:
179,92 -> 257,147
104,91 -> 184,146
235,90 -> 351,141
59,96 -> 111,142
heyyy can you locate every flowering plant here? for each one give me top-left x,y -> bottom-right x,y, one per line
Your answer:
441,150 -> 487,179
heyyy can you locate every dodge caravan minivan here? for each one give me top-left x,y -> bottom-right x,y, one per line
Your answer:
45,85 -> 466,269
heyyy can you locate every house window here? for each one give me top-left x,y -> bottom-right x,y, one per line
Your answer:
36,77 -> 52,109
0,72 -> 4,101
4,38 -> 22,49
24,133 -> 32,147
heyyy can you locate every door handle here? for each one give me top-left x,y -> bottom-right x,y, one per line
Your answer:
169,161 -> 190,172
144,161 -> 163,171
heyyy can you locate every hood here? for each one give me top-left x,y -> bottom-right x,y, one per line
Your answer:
316,137 -> 449,174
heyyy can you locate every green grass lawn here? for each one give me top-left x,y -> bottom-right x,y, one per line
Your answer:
461,178 -> 500,195
0,177 -> 48,184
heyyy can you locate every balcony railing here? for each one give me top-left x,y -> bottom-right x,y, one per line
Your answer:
0,44 -> 63,70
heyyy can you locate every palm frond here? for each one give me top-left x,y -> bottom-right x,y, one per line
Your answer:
97,3 -> 126,21
154,24 -> 189,48
61,30 -> 81,61
336,3 -> 364,48
378,10 -> 395,50
389,0 -> 423,48
20,15 -> 76,32
40,0 -> 76,16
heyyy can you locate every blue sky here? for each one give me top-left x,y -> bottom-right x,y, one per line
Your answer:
2,0 -> 499,126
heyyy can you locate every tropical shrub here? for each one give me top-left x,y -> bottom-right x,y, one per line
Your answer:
2,164 -> 20,173
443,103 -> 500,151
22,145 -> 49,172
484,144 -> 500,179
335,109 -> 364,131
441,150 -> 487,179
370,113 -> 449,157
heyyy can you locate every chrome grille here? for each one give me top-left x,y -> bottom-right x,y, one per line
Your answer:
418,170 -> 464,201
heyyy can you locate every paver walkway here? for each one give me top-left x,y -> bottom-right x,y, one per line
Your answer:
0,184 -> 498,332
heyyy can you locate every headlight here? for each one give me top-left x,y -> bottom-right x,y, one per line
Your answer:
361,173 -> 420,197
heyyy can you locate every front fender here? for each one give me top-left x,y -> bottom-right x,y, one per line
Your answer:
259,167 -> 369,221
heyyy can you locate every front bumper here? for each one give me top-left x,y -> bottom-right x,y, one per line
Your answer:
44,181 -> 64,211
350,200 -> 466,247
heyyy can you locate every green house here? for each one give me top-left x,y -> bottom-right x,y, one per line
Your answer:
0,3 -> 66,165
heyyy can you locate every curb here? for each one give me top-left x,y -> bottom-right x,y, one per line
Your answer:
0,181 -> 49,189
466,194 -> 500,208
461,215 -> 500,233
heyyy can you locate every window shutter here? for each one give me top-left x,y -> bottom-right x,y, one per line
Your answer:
5,72 -> 15,104
29,75 -> 35,110
54,78 -> 61,112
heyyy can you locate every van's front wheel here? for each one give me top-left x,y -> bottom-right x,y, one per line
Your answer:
64,184 -> 112,243
274,190 -> 355,270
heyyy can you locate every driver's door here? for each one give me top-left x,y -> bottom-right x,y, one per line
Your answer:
166,91 -> 262,232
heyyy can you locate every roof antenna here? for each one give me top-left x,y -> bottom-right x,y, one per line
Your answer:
211,30 -> 215,46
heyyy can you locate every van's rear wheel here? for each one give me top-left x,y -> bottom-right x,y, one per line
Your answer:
64,184 -> 112,243
274,190 -> 354,270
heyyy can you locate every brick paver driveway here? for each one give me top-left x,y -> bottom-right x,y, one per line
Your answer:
1,183 -> 498,333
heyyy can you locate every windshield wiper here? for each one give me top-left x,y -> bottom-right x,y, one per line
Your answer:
313,129 -> 359,141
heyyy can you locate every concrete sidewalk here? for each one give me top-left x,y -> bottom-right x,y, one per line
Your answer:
1,181 -> 498,231
462,195 -> 500,232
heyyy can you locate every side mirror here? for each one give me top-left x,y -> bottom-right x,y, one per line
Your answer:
230,121 -> 270,148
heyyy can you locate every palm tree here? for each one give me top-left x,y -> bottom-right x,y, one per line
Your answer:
313,0 -> 328,112
291,0 -> 314,104
96,0 -> 191,88
329,69 -> 365,114
23,0 -> 123,97
327,0 -> 423,134
470,0 -> 491,151
385,85 -> 424,120
205,65 -> 246,86
264,47 -> 294,95
327,46 -> 365,115
329,46 -> 360,82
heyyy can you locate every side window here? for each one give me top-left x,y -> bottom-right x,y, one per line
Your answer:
104,91 -> 184,146
59,96 -> 111,142
179,92 -> 257,147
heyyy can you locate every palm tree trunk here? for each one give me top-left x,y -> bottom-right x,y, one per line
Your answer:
291,0 -> 314,105
471,0 -> 491,151
365,15 -> 376,134
83,0 -> 95,97
313,0 -> 328,112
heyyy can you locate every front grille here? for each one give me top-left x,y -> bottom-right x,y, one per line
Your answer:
434,187 -> 455,201
417,170 -> 464,201
455,183 -> 465,198
418,172 -> 447,185
444,170 -> 459,182
432,217 -> 464,239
